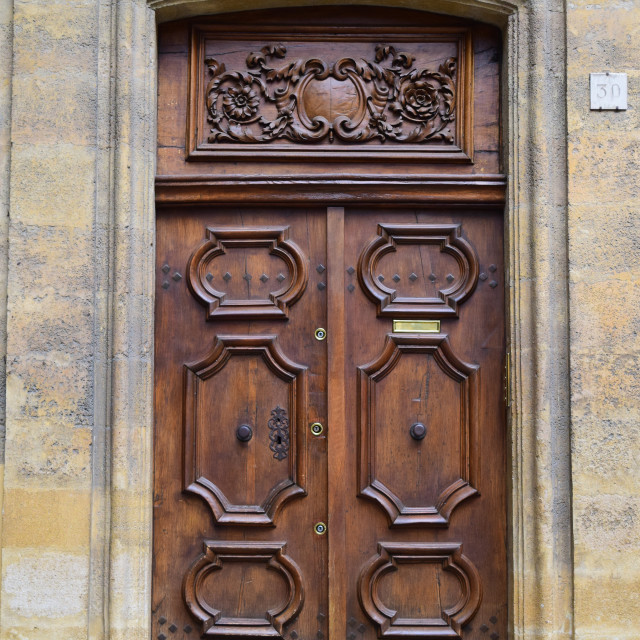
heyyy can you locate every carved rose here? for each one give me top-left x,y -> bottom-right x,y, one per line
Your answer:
222,84 -> 260,121
401,81 -> 439,121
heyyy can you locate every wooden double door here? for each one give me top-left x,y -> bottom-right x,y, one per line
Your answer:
153,203 -> 506,640
153,7 -> 506,640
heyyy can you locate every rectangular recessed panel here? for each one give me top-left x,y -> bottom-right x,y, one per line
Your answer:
187,25 -> 473,163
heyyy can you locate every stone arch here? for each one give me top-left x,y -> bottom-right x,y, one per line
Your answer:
98,1 -> 573,638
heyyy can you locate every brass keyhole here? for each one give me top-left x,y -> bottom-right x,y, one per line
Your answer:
314,328 -> 327,341
314,522 -> 327,535
311,422 -> 323,436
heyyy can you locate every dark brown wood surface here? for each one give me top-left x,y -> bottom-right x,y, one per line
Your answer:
156,6 -> 503,184
153,8 -> 506,640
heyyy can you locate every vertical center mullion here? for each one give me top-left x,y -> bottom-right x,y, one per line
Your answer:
326,206 -> 347,640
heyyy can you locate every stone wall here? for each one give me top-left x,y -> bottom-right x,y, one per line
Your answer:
567,1 -> 640,638
0,0 -> 637,639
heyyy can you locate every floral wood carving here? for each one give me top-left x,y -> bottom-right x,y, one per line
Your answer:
204,44 -> 457,145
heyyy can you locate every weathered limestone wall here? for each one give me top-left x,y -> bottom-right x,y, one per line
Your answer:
0,0 -> 13,546
567,2 -> 640,639
1,0 -> 101,637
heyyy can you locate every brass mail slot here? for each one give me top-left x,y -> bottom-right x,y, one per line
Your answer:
393,320 -> 441,334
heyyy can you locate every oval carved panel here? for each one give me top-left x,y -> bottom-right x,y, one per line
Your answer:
358,542 -> 482,638
187,226 -> 309,320
183,335 -> 307,525
183,540 -> 304,637
357,223 -> 479,318
358,334 -> 479,526
300,76 -> 364,125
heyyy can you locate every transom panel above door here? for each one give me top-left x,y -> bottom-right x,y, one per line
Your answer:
154,8 -> 506,640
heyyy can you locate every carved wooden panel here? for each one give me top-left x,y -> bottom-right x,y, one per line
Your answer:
156,11 -> 507,637
187,26 -> 473,162
358,223 -> 479,318
183,335 -> 307,525
358,542 -> 481,638
358,334 -> 479,526
183,540 -> 304,637
187,226 -> 308,320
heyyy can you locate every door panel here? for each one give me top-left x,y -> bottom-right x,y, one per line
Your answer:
153,206 -> 329,639
343,207 -> 506,640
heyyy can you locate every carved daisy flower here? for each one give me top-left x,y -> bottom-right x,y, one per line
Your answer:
401,81 -> 439,121
222,84 -> 260,121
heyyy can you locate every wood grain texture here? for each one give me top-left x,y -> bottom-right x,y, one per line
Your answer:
156,6 -> 503,182
187,226 -> 309,320
154,9 -> 505,640
183,540 -> 305,636
357,333 -> 479,526
153,206 -> 329,640
357,224 -> 479,318
187,27 -> 473,163
343,206 -> 506,640
358,542 -> 481,638
327,206 -> 347,640
182,335 -> 307,525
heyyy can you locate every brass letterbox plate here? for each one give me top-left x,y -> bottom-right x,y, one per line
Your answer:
392,320 -> 441,334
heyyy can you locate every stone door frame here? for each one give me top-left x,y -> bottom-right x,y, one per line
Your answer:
94,1 -> 573,638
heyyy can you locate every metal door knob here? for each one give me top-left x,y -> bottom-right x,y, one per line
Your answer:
410,422 -> 426,441
236,424 -> 253,442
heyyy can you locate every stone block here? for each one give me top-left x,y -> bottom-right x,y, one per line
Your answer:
569,279 -> 640,354
11,72 -> 98,147
3,419 -> 92,488
9,144 -> 96,229
1,549 -> 88,625
2,489 -> 90,549
12,0 -> 97,76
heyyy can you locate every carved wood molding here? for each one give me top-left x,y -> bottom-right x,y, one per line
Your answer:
183,540 -> 305,637
358,223 -> 479,318
155,177 -> 507,205
358,334 -> 479,526
188,27 -> 473,162
187,226 -> 309,320
358,542 -> 482,638
183,335 -> 307,525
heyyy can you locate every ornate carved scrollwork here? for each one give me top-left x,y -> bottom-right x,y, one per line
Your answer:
204,44 -> 457,145
268,406 -> 290,460
358,542 -> 482,638
358,223 -> 479,318
183,540 -> 304,637
187,226 -> 308,321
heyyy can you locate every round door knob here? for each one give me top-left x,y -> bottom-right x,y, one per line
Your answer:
410,422 -> 426,441
236,424 -> 253,442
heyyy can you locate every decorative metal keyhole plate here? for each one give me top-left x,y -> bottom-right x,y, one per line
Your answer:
269,406 -> 290,460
